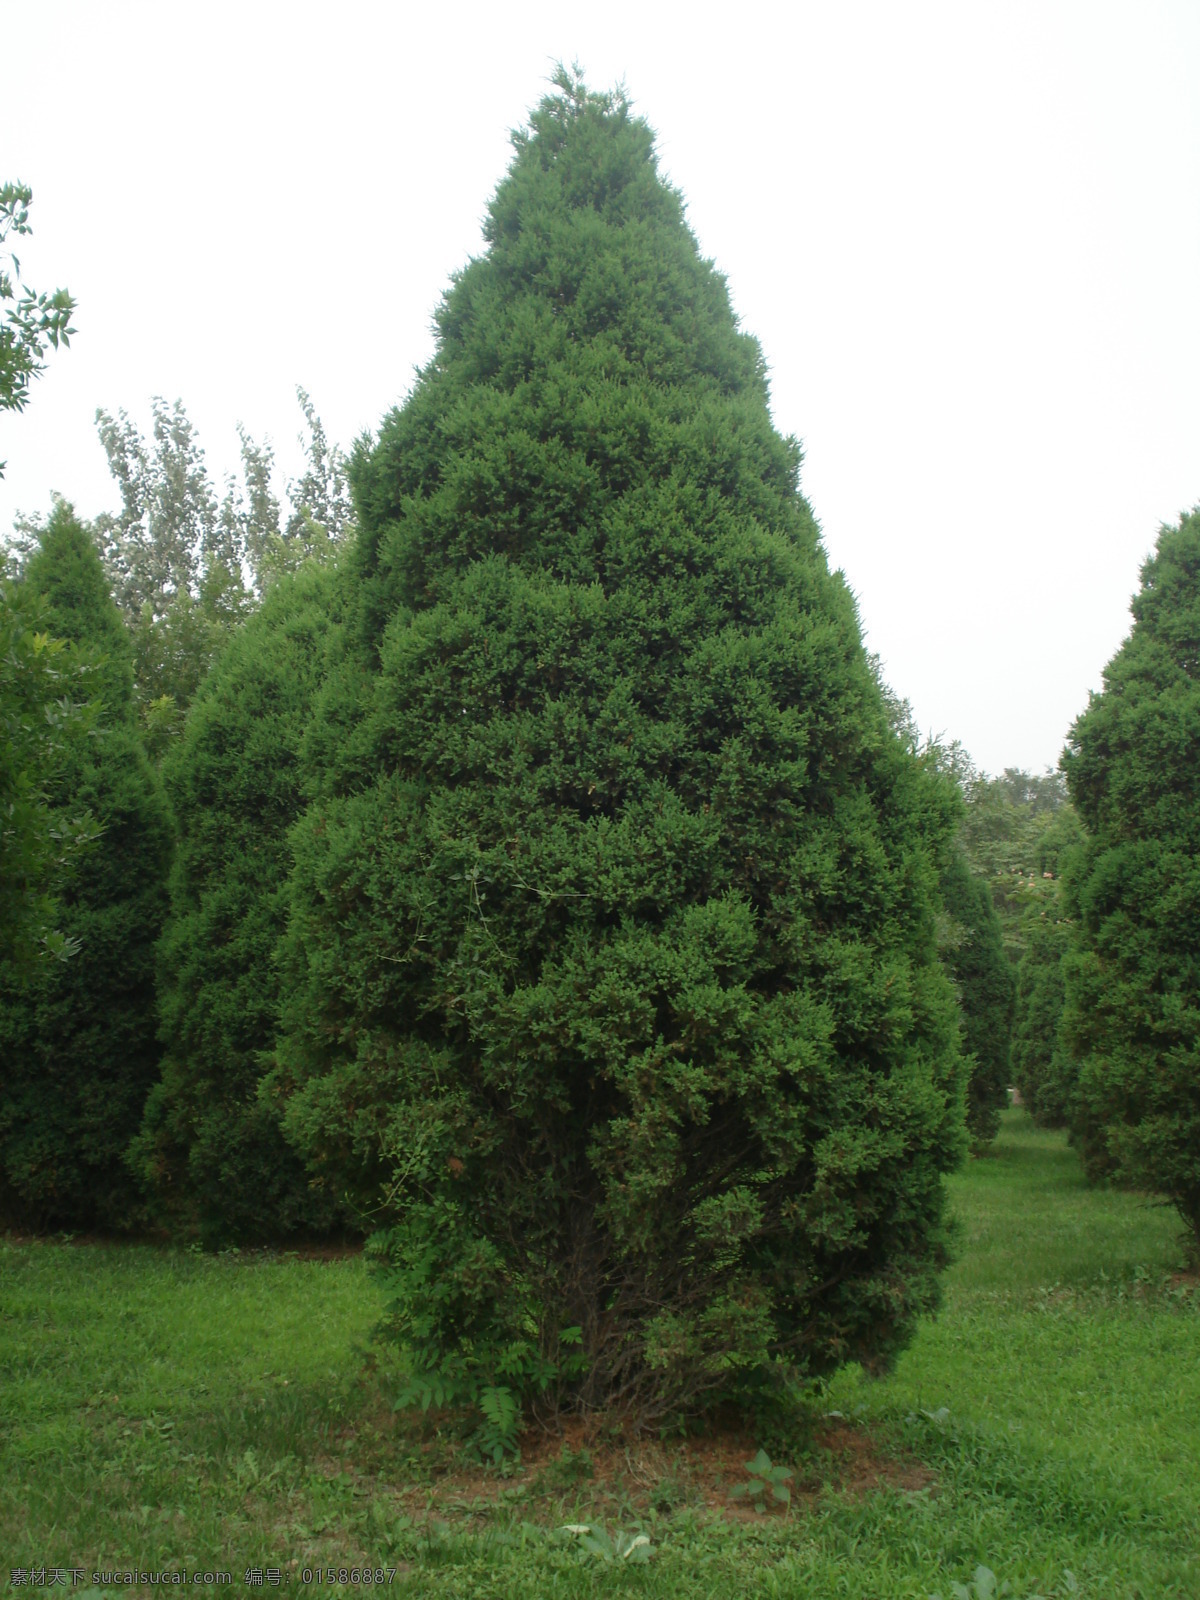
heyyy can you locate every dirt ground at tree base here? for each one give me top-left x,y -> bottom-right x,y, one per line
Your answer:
329,1413 -> 937,1527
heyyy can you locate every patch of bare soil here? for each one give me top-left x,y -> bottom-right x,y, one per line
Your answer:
1,1229 -> 363,1259
327,1405 -> 936,1525
817,1422 -> 936,1497
270,1241 -> 364,1262
1,1227 -> 172,1248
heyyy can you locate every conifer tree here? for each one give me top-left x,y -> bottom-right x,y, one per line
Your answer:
132,560 -> 347,1243
1061,508 -> 1200,1248
870,699 -> 1013,1145
0,566 -> 101,967
1011,901 -> 1072,1126
939,851 -> 1013,1144
274,72 -> 967,1430
0,503 -> 172,1229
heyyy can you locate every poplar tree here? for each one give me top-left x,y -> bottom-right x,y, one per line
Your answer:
274,72 -> 967,1432
0,504 -> 171,1229
1061,508 -> 1200,1248
94,391 -> 354,755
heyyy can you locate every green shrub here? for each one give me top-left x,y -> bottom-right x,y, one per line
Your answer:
0,503 -> 172,1230
1061,507 -> 1200,1248
131,560 -> 349,1244
274,71 -> 968,1429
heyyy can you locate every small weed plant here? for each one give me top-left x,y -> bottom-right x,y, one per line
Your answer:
537,1445 -> 595,1491
930,1562 -> 1077,1599
728,1448 -> 793,1512
562,1522 -> 653,1563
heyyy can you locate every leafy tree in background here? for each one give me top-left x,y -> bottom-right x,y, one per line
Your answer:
93,397 -> 253,753
273,72 -> 967,1438
0,182 -> 76,476
1060,508 -> 1200,1251
0,504 -> 172,1229
958,763 -> 1074,962
269,388 -> 355,579
131,559 -> 348,1244
1006,805 -> 1084,1125
94,390 -> 353,755
948,763 -> 1083,1132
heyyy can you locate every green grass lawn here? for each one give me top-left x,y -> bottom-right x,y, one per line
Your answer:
2,1110 -> 1197,1598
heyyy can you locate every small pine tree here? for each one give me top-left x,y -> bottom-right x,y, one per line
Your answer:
1061,508 -> 1200,1248
0,503 -> 172,1230
132,560 -> 348,1244
274,72 -> 968,1430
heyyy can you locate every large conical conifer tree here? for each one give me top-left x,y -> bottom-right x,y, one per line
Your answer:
0,503 -> 172,1229
1061,508 -> 1200,1248
132,560 -> 348,1243
275,72 -> 967,1428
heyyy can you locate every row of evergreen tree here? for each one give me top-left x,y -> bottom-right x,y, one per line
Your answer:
2,493 -> 1019,1243
1011,517 -> 1200,1248
3,73 -> 1196,1432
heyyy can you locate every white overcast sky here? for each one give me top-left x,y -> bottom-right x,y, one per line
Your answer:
2,0 -> 1198,776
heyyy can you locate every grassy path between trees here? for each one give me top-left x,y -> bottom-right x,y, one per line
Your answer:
2,1110 -> 1197,1598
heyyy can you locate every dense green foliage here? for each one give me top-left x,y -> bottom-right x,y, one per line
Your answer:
937,762 -> 1083,1135
132,561 -> 348,1244
1061,509 -> 1200,1248
1003,805 -> 1084,1126
0,505 -> 172,1228
1011,897 -> 1073,1125
0,566 -> 101,966
272,73 -> 967,1433
872,686 -> 1016,1142
938,849 -> 1013,1144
